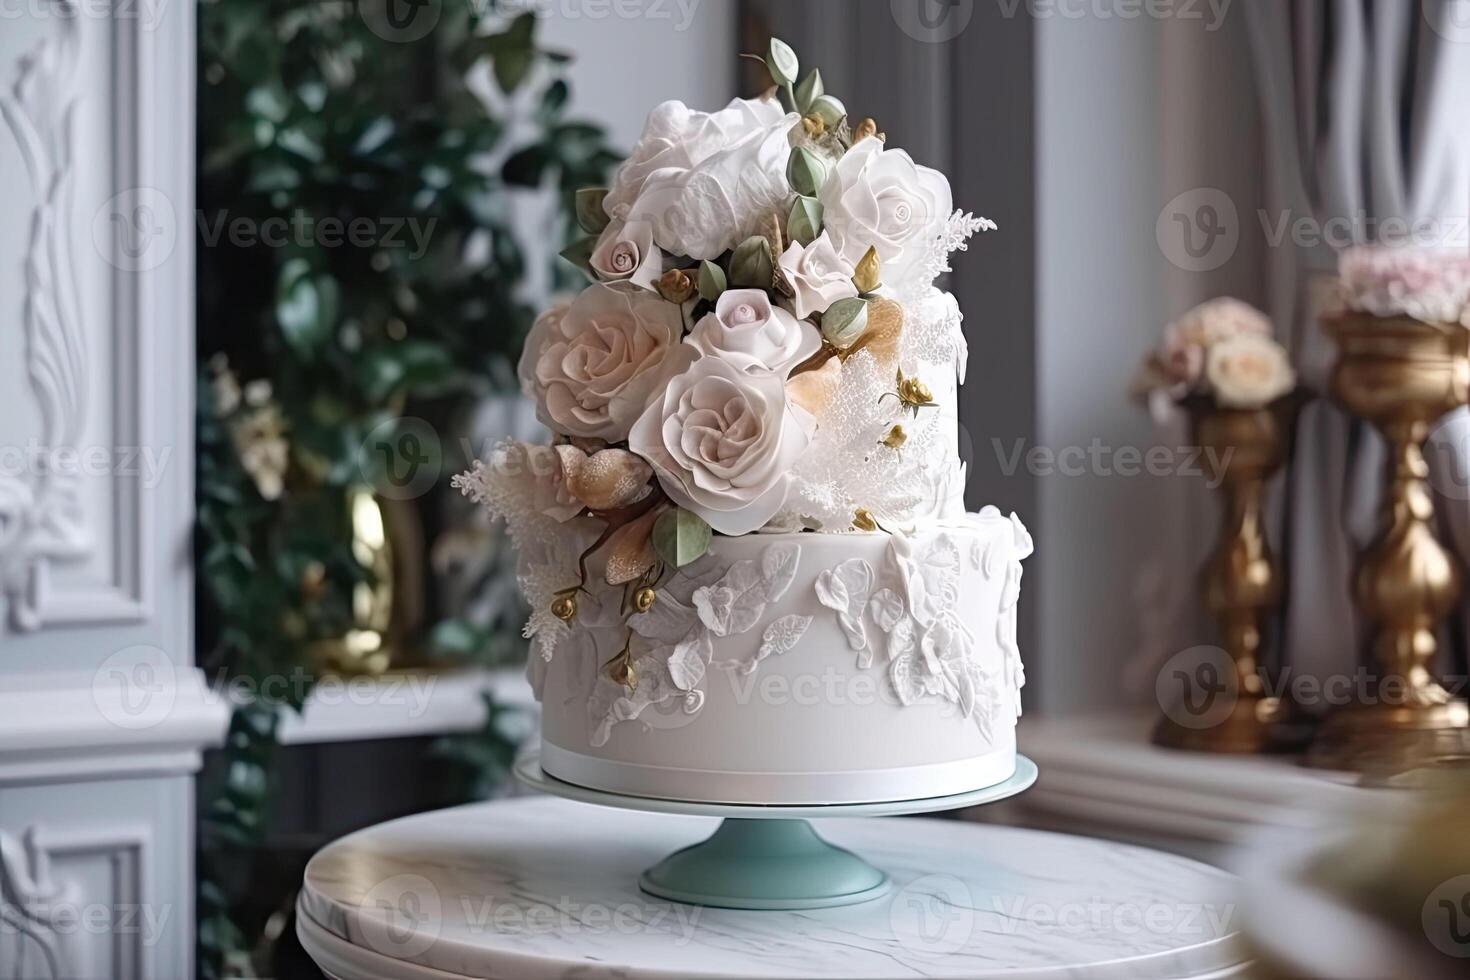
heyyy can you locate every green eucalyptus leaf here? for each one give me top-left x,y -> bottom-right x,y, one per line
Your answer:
786,145 -> 827,197
652,508 -> 712,568
822,297 -> 869,349
559,236 -> 597,276
787,196 -> 823,245
766,37 -> 798,87
728,236 -> 774,288
794,68 -> 823,112
574,187 -> 610,234
808,94 -> 846,128
697,259 -> 726,301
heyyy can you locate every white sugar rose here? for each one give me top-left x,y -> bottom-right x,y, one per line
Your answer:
819,136 -> 952,288
589,218 -> 661,290
1204,334 -> 1296,409
604,97 -> 789,218
687,289 -> 820,376
777,232 -> 858,319
620,103 -> 799,259
629,354 -> 813,535
518,282 -> 687,441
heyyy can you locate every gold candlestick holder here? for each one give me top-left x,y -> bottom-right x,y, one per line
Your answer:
1305,314 -> 1470,772
1154,394 -> 1309,753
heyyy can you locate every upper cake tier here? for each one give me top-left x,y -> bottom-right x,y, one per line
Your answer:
455,37 -> 1004,662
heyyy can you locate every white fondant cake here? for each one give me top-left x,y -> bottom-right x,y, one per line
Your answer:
456,36 -> 1029,805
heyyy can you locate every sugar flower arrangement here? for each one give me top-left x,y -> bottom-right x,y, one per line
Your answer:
1326,245 -> 1470,327
455,37 -> 992,663
1135,297 -> 1296,410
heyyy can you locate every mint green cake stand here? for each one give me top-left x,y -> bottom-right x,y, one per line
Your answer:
514,748 -> 1037,911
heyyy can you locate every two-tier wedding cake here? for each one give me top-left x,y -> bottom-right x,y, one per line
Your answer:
457,38 -> 1031,805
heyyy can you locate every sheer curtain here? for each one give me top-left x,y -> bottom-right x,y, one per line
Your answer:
1243,0 -> 1470,697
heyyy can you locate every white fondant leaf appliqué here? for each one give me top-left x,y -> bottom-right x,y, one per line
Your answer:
869,588 -> 904,632
761,544 -> 800,603
667,632 -> 710,691
691,545 -> 803,639
889,653 -> 927,706
814,558 -> 873,659
754,614 -> 812,671
693,560 -> 762,636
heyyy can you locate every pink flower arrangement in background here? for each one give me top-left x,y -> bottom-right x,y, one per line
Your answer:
1332,246 -> 1470,326
1135,297 -> 1295,410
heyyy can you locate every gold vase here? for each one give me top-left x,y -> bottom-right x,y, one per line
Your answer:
1154,395 -> 1308,753
1305,314 -> 1470,772
311,486 -> 427,677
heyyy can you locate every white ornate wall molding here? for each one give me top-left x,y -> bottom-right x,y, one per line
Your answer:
0,670 -> 226,785
0,826 -> 80,980
0,7 -> 164,633
0,821 -> 155,980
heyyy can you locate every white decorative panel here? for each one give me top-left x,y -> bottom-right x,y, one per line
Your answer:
0,4 -> 217,979
0,824 -> 151,980
0,6 -> 164,633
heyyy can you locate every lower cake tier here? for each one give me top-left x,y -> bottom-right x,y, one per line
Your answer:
534,509 -> 1032,805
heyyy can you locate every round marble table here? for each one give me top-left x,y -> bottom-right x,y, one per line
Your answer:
298,797 -> 1248,979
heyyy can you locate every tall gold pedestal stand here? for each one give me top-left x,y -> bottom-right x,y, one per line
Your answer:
1305,315 -> 1470,772
1154,395 -> 1310,753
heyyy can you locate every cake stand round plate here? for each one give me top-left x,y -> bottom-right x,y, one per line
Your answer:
297,795 -> 1247,980
514,748 -> 1037,910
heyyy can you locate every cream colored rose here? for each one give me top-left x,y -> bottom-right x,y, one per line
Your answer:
589,218 -> 661,290
777,232 -> 858,319
629,354 -> 812,535
517,282 -> 687,441
1205,335 -> 1296,408
818,137 -> 951,289
686,289 -> 820,376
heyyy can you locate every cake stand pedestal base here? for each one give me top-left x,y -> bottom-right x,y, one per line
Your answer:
639,817 -> 887,909
515,748 -> 1038,911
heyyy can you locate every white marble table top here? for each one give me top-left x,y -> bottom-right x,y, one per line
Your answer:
298,797 -> 1247,979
